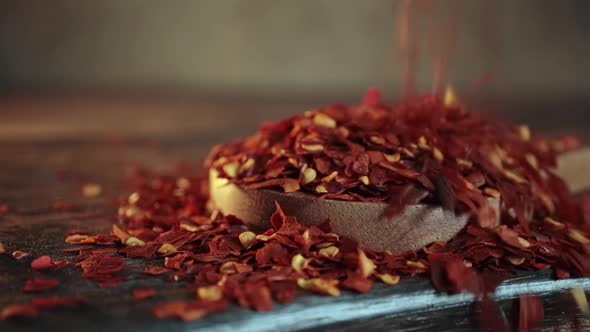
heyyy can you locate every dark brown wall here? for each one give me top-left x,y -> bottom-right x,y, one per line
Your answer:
1,0 -> 589,100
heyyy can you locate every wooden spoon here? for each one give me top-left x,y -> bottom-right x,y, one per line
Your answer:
210,148 -> 590,252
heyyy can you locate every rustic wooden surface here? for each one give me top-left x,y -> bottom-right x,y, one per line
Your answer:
1,96 -> 590,331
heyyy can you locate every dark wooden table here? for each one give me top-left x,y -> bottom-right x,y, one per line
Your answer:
1,95 -> 589,331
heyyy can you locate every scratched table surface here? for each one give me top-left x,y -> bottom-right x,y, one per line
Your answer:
1,94 -> 589,332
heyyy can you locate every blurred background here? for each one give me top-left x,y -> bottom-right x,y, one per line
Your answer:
0,0 -> 589,141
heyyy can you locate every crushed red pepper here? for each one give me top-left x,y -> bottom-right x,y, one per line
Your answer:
132,288 -> 157,300
1,90 -> 589,327
0,304 -> 38,319
0,297 -> 86,319
44,165 -> 586,322
207,89 -> 580,232
12,250 -> 31,260
30,255 -> 69,270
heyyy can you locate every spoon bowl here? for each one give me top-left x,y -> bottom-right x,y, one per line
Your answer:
210,148 -> 590,252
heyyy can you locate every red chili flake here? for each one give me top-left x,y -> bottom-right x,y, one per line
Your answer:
52,259 -> 69,269
61,245 -> 93,253
112,224 -> 131,244
12,250 -> 31,260
269,281 -> 297,304
30,256 -> 54,270
77,254 -> 126,287
29,256 -> 69,270
0,303 -> 38,320
91,248 -> 119,255
144,266 -> 170,275
133,288 -> 156,300
0,203 -> 9,214
34,89 -> 589,326
234,283 -> 274,312
65,234 -> 96,244
361,87 -> 381,108
152,299 -> 229,321
477,297 -> 509,332
341,271 -> 373,293
22,278 -> 59,293
206,89 -> 577,240
90,255 -> 125,275
496,226 -> 529,249
516,294 -> 544,332
385,185 -> 429,218
94,234 -> 119,245
32,296 -> 85,309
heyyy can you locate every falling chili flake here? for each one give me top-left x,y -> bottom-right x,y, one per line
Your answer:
516,294 -> 544,332
143,266 -> 170,276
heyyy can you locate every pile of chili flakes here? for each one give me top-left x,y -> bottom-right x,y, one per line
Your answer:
207,88 -> 580,227
2,90 -> 590,331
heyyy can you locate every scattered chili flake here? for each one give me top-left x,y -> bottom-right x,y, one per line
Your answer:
143,266 -> 170,276
30,256 -> 54,270
30,88 -> 587,326
478,297 -> 509,332
61,245 -> 93,253
152,300 -> 229,321
133,288 -> 156,300
516,294 -> 544,332
98,277 -> 126,289
12,250 -> 30,260
65,234 -> 96,244
22,278 -> 59,293
29,255 -> 68,270
0,303 -> 38,320
0,203 -> 9,214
